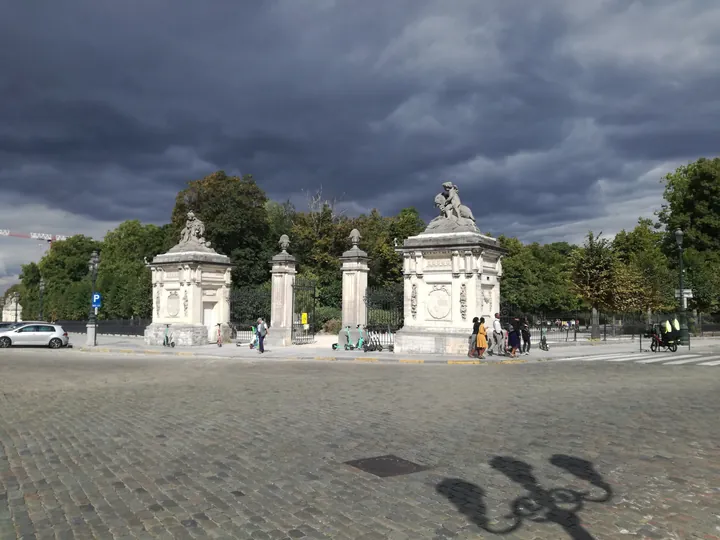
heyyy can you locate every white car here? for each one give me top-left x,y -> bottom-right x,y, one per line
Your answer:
0,323 -> 70,349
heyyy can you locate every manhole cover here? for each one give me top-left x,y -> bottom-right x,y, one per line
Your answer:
344,455 -> 429,478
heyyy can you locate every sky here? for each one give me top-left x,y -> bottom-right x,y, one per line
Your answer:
1,0 -> 719,290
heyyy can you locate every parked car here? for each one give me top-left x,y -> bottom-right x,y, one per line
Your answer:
0,321 -> 46,330
0,321 -> 45,333
0,323 -> 70,348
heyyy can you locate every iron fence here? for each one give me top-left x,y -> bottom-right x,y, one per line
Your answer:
230,286 -> 271,343
292,278 -> 316,345
55,319 -> 150,336
365,283 -> 404,348
498,304 -> 650,344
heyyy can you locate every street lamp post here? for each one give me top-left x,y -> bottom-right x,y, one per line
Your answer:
675,229 -> 690,347
39,278 -> 45,321
12,292 -> 20,323
86,250 -> 100,347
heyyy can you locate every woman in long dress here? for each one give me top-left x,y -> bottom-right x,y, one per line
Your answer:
507,319 -> 521,357
476,317 -> 488,359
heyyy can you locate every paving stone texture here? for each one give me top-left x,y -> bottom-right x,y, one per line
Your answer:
0,350 -> 719,539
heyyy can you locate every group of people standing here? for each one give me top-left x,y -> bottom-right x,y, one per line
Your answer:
468,313 -> 532,359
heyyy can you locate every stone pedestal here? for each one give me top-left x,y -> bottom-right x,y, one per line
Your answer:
340,229 -> 369,328
144,212 -> 232,346
85,322 -> 97,347
394,231 -> 506,355
266,235 -> 296,347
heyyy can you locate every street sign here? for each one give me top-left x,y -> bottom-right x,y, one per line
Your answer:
301,312 -> 308,325
674,289 -> 693,299
91,292 -> 102,308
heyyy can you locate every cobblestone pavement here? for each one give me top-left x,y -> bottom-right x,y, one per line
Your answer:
1,351 -> 719,539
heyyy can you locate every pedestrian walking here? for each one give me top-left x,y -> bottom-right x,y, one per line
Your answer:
490,313 -> 503,356
475,317 -> 488,359
507,319 -> 521,357
468,316 -> 480,358
521,318 -> 531,354
256,318 -> 268,353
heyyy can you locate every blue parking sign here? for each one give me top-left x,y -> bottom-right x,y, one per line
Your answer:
91,292 -> 102,308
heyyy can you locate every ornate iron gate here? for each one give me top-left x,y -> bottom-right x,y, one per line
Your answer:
292,278 -> 316,345
230,286 -> 271,343
365,282 -> 404,348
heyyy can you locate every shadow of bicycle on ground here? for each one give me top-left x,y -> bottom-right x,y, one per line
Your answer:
437,454 -> 612,540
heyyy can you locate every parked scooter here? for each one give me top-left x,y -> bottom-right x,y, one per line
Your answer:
539,327 -> 550,351
163,324 -> 175,348
332,325 -> 356,350
247,325 -> 259,349
363,327 -> 384,352
353,324 -> 366,351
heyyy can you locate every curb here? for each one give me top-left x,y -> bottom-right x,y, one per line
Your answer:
75,347 -> 529,365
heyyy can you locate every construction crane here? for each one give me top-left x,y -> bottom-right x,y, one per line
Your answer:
0,229 -> 72,248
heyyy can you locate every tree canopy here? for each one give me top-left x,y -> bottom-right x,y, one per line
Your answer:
657,157 -> 720,311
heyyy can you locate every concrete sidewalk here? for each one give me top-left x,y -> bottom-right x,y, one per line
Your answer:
68,332 -> 720,365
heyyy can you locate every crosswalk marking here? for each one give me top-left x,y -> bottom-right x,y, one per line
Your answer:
663,358 -> 706,365
606,355 -> 653,362
549,352 -> 719,366
554,353 -> 637,362
698,357 -> 720,366
636,354 -> 700,364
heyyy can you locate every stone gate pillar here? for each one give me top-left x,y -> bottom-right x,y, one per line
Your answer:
267,234 -> 296,347
393,182 -> 508,354
340,229 -> 369,328
144,211 -> 232,346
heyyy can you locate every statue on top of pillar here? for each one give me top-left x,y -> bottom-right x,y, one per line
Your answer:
168,211 -> 216,253
424,181 -> 479,233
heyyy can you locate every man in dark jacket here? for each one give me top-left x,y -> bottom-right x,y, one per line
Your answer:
521,318 -> 531,354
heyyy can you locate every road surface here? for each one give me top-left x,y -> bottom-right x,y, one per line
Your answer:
0,349 -> 718,539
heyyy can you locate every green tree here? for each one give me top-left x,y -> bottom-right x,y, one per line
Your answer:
17,263 -> 41,320
658,157 -> 720,252
683,249 -> 720,312
499,237 -> 580,313
20,235 -> 101,320
613,218 -> 675,315
171,171 -> 271,286
657,157 -> 720,311
266,200 -> 296,244
569,232 -> 616,338
291,204 -> 350,307
352,207 -> 425,288
611,262 -> 646,314
96,220 -> 167,319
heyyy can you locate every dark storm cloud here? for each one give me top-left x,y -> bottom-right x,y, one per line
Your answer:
0,0 -> 719,240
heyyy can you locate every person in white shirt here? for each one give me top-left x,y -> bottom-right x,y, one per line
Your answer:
491,313 -> 504,355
